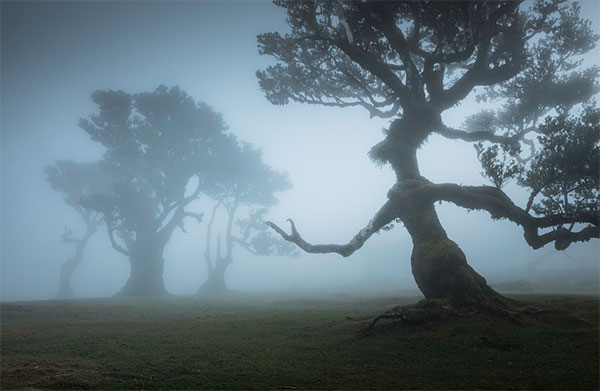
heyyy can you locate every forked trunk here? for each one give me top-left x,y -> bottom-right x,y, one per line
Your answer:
199,258 -> 230,294
199,199 -> 237,294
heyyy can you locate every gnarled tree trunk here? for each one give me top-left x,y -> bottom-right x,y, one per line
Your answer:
56,222 -> 96,300
118,233 -> 167,297
387,114 -> 505,309
400,199 -> 505,308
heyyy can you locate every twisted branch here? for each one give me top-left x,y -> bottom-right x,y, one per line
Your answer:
266,200 -> 396,257
405,183 -> 599,250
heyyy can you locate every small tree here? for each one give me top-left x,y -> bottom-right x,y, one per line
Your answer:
200,141 -> 298,293
45,160 -> 109,299
80,86 -> 227,296
258,1 -> 599,310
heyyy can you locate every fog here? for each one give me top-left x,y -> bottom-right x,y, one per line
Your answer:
1,1 -> 598,302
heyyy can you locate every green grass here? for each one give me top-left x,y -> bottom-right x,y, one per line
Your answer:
1,293 -> 598,390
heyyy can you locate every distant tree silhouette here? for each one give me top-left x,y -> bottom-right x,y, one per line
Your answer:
45,160 -> 109,299
200,141 -> 298,293
259,1 -> 599,311
80,86 -> 228,296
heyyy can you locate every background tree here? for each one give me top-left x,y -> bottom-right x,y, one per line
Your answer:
80,86 -> 227,296
200,141 -> 298,293
45,160 -> 109,299
258,0 -> 599,310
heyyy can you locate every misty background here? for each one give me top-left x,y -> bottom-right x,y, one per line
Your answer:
2,1 -> 598,301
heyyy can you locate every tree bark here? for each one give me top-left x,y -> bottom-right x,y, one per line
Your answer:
400,199 -> 505,308
117,234 -> 167,297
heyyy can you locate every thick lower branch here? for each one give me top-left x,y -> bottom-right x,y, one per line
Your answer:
266,200 -> 396,257
435,125 -> 534,147
405,182 -> 599,250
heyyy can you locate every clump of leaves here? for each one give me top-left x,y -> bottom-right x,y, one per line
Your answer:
474,142 -> 522,189
521,106 -> 599,216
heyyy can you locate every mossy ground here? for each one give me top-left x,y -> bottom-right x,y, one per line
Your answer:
1,293 -> 598,390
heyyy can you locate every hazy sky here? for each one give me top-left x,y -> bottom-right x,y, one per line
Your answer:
2,1 -> 598,301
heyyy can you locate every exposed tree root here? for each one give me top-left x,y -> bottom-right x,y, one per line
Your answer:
361,297 -> 523,335
363,301 -> 451,334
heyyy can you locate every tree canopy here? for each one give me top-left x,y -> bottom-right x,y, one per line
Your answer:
80,86 -> 226,253
79,86 -> 230,295
45,160 -> 112,221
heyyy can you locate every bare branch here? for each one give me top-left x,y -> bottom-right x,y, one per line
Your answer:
266,200 -> 396,257
158,196 -> 204,240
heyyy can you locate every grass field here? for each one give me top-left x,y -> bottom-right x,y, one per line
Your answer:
1,293 -> 598,390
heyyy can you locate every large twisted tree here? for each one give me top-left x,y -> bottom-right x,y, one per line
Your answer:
80,86 -> 227,296
259,0 -> 599,309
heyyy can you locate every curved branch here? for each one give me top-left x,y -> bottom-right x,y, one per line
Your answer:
157,206 -> 184,241
332,38 -> 413,107
105,220 -> 130,256
156,201 -> 178,228
184,212 -> 204,224
183,178 -> 203,205
432,2 -> 523,109
405,182 -> 599,250
157,190 -> 204,241
435,125 -> 536,146
177,212 -> 204,234
265,200 -> 396,257
362,2 -> 423,97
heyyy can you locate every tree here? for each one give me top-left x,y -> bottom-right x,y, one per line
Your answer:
200,141 -> 298,293
258,1 -> 599,310
45,160 -> 109,299
80,86 -> 227,296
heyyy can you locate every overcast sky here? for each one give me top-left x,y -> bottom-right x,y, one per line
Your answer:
2,1 -> 598,301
